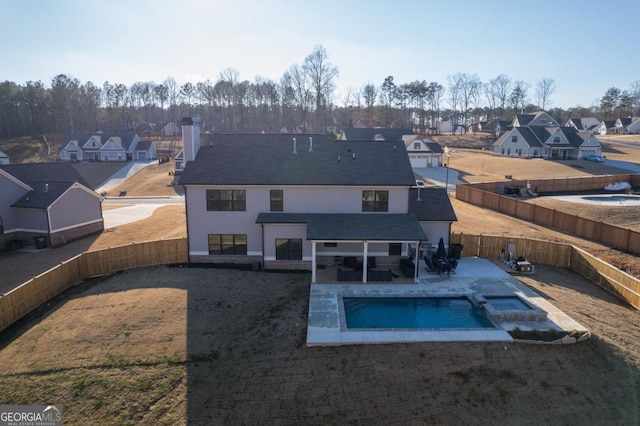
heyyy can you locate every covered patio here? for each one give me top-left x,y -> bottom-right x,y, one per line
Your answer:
256,213 -> 427,283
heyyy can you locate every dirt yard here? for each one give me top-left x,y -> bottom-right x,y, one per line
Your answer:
1,134 -> 640,424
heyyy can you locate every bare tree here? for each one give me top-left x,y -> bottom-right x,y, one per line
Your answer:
487,74 -> 512,119
282,64 -> 313,133
304,45 -> 338,132
535,78 -> 556,110
630,80 -> 640,115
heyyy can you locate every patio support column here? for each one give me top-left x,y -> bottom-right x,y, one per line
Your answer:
362,241 -> 368,283
311,241 -> 317,283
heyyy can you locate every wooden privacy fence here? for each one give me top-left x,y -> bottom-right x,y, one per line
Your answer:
0,238 -> 187,332
456,175 -> 640,255
451,233 -> 640,310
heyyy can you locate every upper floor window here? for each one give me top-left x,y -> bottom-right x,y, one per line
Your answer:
413,142 -> 421,149
553,136 -> 560,143
206,190 -> 246,211
270,189 -> 283,212
511,136 -> 517,142
208,234 -> 247,255
362,190 -> 388,212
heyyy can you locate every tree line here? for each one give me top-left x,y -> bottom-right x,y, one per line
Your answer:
1,45 -> 639,139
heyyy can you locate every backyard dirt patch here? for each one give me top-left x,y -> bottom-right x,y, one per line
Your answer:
0,264 -> 638,424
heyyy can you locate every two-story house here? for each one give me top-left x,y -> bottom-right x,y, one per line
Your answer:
493,111 -> 602,159
178,120 -> 455,283
60,132 -> 156,162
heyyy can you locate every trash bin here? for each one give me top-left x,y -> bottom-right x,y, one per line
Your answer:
34,236 -> 47,249
449,243 -> 463,259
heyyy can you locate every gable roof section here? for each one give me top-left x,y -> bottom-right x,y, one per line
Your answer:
179,134 -> 415,186
0,162 -> 91,188
408,188 -> 457,222
255,213 -> 427,240
135,140 -> 154,151
11,181 -> 75,208
341,128 -> 414,141
425,142 -> 443,154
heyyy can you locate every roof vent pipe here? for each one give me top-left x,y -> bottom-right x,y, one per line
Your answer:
308,137 -> 314,152
338,156 -> 341,161
292,137 -> 297,154
44,183 -> 48,192
352,152 -> 356,159
393,144 -> 396,151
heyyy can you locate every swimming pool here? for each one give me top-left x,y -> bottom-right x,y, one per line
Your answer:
343,296 -> 494,329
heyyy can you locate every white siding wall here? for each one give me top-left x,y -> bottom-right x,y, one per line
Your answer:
49,187 -> 102,232
185,185 -> 411,255
262,223 -> 308,259
494,130 -> 531,157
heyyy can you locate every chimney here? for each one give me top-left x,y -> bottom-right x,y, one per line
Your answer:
292,137 -> 297,154
308,137 -> 314,152
181,117 -> 201,162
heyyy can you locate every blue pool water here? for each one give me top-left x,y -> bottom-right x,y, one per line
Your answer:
582,195 -> 640,202
343,297 -> 494,329
484,296 -> 532,311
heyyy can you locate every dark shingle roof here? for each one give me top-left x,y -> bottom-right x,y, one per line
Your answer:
341,128 -> 414,141
425,142 -> 443,154
408,188 -> 457,222
11,181 -> 75,208
135,140 -> 154,151
0,162 -> 91,188
179,134 -> 415,186
256,213 -> 427,240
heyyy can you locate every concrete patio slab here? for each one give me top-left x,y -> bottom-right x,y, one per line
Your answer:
306,257 -> 589,346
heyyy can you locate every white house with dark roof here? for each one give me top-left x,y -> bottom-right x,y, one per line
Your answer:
178,119 -> 456,283
403,137 -> 443,168
60,132 -> 156,162
493,113 -> 602,160
0,163 -> 103,249
565,117 -> 600,133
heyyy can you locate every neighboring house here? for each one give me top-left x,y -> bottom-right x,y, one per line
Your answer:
614,116 -> 640,134
339,128 -> 414,141
0,149 -> 9,165
60,132 -> 156,162
565,117 -> 600,133
0,163 -> 104,249
403,137 -> 443,168
598,120 -> 616,135
160,121 -> 179,136
493,122 -> 602,160
178,119 -> 455,283
482,119 -> 512,137
513,111 -> 558,127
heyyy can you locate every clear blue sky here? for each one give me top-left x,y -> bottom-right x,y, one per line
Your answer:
3,0 -> 639,109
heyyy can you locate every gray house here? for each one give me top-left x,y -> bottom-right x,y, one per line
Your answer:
179,119 -> 457,283
493,112 -> 602,159
0,163 -> 103,249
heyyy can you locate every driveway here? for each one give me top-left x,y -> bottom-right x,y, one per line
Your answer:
103,196 -> 184,228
